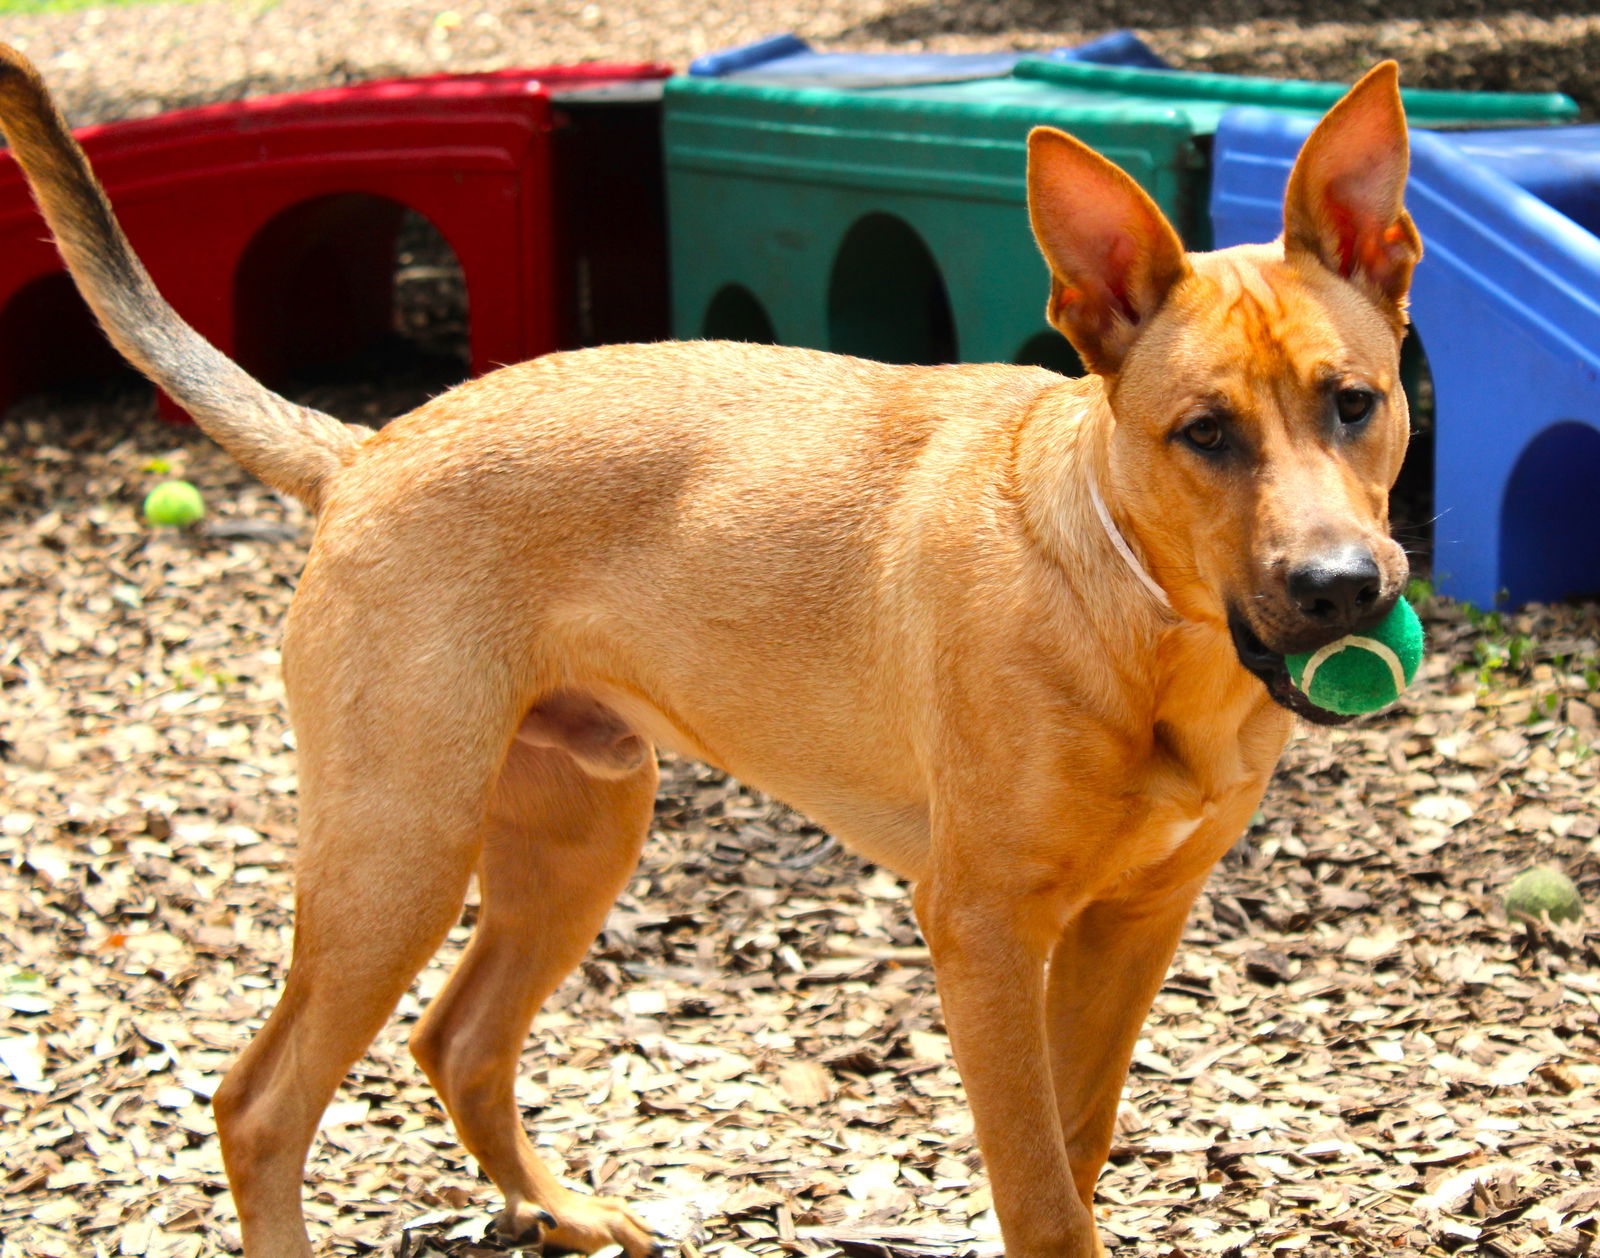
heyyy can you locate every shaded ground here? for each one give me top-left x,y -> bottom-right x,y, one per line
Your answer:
1,0 -> 1599,125
2,3 -> 1600,1257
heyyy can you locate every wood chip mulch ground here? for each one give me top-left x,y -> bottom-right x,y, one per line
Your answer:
4,0 -> 1600,128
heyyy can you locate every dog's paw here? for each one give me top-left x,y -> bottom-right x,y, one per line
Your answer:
495,1194 -> 661,1257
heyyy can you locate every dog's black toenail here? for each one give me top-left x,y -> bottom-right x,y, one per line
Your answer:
537,1208 -> 558,1229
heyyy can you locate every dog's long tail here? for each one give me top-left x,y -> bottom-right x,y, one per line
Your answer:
0,44 -> 366,510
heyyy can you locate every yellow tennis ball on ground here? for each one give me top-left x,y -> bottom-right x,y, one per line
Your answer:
143,479 -> 205,528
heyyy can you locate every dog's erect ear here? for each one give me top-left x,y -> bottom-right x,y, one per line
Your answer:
1283,61 -> 1422,323
1027,126 -> 1190,376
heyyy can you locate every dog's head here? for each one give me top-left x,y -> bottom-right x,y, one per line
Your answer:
1027,63 -> 1422,724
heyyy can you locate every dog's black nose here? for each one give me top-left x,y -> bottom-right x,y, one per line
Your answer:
1288,546 -> 1383,631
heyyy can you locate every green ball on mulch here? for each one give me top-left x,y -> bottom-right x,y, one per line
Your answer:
1503,866 -> 1584,925
142,479 -> 205,528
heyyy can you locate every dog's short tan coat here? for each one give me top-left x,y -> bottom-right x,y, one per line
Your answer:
0,47 -> 1420,1258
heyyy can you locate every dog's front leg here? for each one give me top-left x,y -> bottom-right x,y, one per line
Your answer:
1045,878 -> 1207,1211
913,872 -> 1104,1258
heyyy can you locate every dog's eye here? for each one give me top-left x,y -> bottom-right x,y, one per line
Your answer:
1182,415 -> 1226,453
1335,388 -> 1377,425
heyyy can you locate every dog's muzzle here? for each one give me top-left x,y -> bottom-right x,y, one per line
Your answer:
1227,610 -> 1359,726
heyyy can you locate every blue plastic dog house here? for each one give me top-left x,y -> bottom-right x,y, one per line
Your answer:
1211,110 -> 1600,608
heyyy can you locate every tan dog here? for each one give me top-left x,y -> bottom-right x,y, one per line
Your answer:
0,47 -> 1420,1258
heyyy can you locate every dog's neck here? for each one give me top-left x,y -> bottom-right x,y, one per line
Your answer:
1012,379 -> 1176,626
1086,472 -> 1171,612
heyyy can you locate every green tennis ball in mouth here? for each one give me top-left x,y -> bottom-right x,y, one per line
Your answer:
142,479 -> 205,529
1285,596 -> 1423,716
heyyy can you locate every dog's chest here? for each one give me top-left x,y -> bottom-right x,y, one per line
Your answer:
1148,813 -> 1205,860
1117,719 -> 1283,886
1113,782 -> 1261,895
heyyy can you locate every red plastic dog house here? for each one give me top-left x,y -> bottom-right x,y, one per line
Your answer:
0,62 -> 670,415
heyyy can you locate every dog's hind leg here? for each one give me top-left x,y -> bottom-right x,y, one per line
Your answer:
410,739 -> 659,1257
210,633 -> 518,1258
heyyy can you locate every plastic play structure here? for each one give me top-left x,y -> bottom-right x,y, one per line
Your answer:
687,29 -> 1170,83
9,34 -> 1600,613
663,57 -> 1574,376
1211,111 -> 1600,608
0,61 -> 670,414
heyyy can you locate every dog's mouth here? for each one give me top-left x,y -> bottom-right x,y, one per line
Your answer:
1227,610 -> 1358,727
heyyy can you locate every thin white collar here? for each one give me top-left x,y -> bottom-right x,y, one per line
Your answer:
1087,473 -> 1173,612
